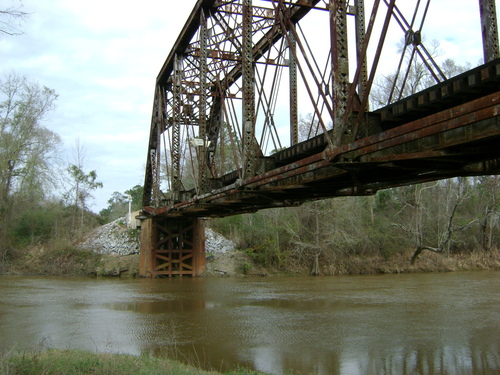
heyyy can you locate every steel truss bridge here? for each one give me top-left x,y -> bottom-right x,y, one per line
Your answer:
139,0 -> 500,277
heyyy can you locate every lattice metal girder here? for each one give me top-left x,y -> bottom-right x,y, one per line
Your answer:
289,29 -> 299,146
331,0 -> 350,146
145,57 -> 500,218
354,0 -> 368,101
156,0 -> 326,141
151,0 -> 326,195
157,0 -> 219,87
143,86 -> 165,207
156,0 -> 322,87
143,0 -> 500,215
220,3 -> 273,16
198,10 -> 209,193
171,55 -> 183,196
242,0 -> 256,178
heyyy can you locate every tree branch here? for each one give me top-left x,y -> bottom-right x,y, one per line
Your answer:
411,245 -> 442,264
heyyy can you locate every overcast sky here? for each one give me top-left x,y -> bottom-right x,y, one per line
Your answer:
1,0 -> 495,212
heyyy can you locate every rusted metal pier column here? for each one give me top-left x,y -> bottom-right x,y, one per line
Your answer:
139,217 -> 206,277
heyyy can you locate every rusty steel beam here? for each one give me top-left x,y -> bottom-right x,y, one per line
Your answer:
145,88 -> 500,218
342,0 -> 380,135
171,55 -> 182,200
331,0 -> 349,147
157,0 -> 219,87
158,0 -> 321,88
289,27 -> 299,146
330,92 -> 500,162
154,89 -> 164,207
354,0 -> 368,101
198,10 -> 209,194
242,0 -> 256,179
143,85 -> 167,208
351,0 -> 395,139
142,89 -> 158,207
143,0 -> 500,217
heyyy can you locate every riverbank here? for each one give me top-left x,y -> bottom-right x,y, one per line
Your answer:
302,247 -> 500,275
3,242 -> 499,277
2,217 -> 499,277
79,219 -> 500,276
84,243 -> 500,277
1,349 -> 264,375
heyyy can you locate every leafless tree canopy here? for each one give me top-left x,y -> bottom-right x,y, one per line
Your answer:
0,1 -> 29,37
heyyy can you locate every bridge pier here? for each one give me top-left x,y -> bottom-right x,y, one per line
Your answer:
139,217 -> 206,277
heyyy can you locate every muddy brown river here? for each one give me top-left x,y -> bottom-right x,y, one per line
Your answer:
0,272 -> 499,374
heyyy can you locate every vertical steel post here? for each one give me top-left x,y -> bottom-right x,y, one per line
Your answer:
479,0 -> 500,62
143,86 -> 165,208
354,0 -> 368,104
289,27 -> 299,146
172,54 -> 182,201
199,10 -> 209,193
331,0 -> 349,146
154,127 -> 161,207
242,0 -> 256,179
153,87 -> 162,208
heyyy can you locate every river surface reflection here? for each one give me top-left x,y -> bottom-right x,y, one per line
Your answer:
0,272 -> 499,374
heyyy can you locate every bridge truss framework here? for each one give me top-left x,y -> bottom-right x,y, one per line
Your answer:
139,0 -> 500,277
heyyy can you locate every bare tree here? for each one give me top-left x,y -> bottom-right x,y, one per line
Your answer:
0,1 -> 29,37
392,179 -> 476,264
371,40 -> 471,109
0,72 -> 59,257
64,140 -> 103,231
476,176 -> 500,251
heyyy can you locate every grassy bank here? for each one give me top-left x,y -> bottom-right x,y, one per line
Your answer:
2,241 -> 102,276
3,238 -> 500,278
2,241 -> 139,277
1,349 -> 264,375
254,247 -> 500,277
311,247 -> 500,276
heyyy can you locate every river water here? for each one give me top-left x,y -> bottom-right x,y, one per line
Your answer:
0,272 -> 499,374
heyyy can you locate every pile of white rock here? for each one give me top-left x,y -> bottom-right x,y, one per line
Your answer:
205,228 -> 236,254
79,218 -> 140,256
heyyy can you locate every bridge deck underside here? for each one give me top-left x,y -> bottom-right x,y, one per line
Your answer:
147,60 -> 500,218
